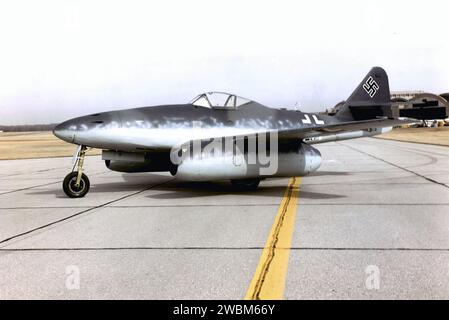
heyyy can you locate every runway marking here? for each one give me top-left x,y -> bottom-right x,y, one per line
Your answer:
245,177 -> 301,300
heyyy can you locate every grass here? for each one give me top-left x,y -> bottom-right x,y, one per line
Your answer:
376,126 -> 449,147
0,131 -> 101,160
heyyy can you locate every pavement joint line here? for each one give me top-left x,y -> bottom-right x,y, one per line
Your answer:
290,247 -> 449,251
342,143 -> 440,171
0,181 -> 63,195
0,178 -> 175,246
105,204 -> 280,208
295,203 -> 449,205
245,177 -> 300,300
301,182 -> 435,186
384,144 -> 449,159
345,137 -> 449,159
0,171 -> 111,196
372,136 -> 449,150
339,142 -> 449,190
1,203 -> 449,210
2,246 -> 449,252
0,166 -> 69,178
0,206 -> 97,210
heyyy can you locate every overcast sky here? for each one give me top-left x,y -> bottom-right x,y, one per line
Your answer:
0,0 -> 448,125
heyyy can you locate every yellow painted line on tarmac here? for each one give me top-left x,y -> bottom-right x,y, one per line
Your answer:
245,177 -> 301,300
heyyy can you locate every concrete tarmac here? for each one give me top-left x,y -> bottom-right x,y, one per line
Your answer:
0,138 -> 448,299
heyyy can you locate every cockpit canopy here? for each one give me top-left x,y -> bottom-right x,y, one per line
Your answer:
190,92 -> 251,109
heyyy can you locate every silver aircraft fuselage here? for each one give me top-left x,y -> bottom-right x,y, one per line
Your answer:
53,101 -> 340,152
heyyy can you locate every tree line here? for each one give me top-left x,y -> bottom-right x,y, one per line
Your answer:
0,124 -> 57,132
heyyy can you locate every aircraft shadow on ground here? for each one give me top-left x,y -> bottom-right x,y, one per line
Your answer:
145,180 -> 346,200
27,172 -> 347,200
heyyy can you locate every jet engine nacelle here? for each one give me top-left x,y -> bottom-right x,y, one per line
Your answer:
174,142 -> 321,181
103,150 -> 172,173
105,160 -> 157,173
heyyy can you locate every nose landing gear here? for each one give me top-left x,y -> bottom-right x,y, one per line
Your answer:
63,145 -> 90,198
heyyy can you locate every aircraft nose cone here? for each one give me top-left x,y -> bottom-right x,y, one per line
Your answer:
53,120 -> 76,143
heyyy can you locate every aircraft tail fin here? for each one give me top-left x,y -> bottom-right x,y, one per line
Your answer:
336,67 -> 393,121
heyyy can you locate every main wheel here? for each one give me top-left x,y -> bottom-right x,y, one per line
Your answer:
230,178 -> 261,191
63,171 -> 90,198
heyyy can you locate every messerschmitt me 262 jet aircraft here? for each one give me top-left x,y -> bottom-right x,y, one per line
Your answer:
53,67 -> 413,197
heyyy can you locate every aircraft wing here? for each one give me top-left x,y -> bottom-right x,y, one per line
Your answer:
274,117 -> 416,140
174,117 -> 416,149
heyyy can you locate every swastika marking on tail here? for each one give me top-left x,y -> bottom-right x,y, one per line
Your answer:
363,76 -> 379,98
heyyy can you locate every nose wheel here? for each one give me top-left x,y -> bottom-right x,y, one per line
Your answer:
63,145 -> 90,198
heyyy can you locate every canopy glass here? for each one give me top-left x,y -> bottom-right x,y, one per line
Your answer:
190,92 -> 251,109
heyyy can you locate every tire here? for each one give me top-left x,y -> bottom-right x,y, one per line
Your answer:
230,178 -> 260,191
63,171 -> 90,198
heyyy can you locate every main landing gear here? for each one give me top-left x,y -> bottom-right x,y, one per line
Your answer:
63,145 -> 90,198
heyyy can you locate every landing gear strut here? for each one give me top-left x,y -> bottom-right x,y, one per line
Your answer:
63,145 -> 90,198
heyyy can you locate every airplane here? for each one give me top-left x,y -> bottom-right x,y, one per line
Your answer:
53,67 -> 414,198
